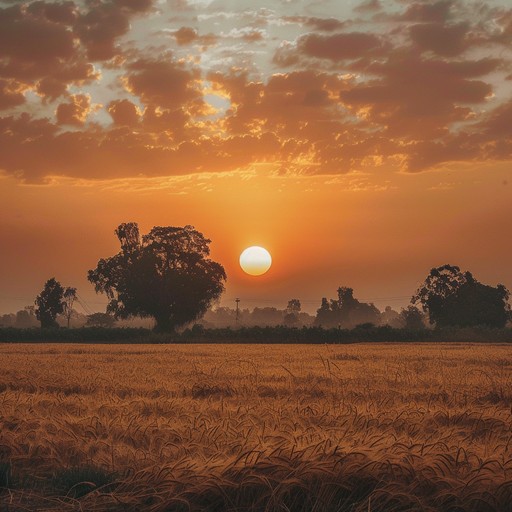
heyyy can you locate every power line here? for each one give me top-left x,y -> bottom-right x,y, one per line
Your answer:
0,294 -> 108,304
223,295 -> 412,304
75,295 -> 94,316
0,296 -> 33,302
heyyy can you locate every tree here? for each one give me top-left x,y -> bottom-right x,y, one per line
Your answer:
287,299 -> 301,314
315,298 -> 332,327
88,222 -> 227,331
399,305 -> 425,330
0,314 -> 15,327
381,306 -> 401,327
35,278 -> 65,328
201,307 -> 238,328
284,299 -> 301,326
15,306 -> 38,328
63,287 -> 77,328
86,313 -> 116,328
413,264 -> 510,328
15,310 -> 32,328
314,288 -> 381,328
251,307 -> 283,327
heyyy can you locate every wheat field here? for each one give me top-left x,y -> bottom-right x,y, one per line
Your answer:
0,342 -> 511,511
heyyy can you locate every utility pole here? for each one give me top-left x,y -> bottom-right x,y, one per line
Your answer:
235,298 -> 240,325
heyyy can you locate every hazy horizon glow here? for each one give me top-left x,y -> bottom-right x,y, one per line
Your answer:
0,0 -> 511,316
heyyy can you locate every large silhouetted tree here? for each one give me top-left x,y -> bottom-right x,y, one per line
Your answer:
413,264 -> 510,328
88,223 -> 226,331
35,278 -> 65,328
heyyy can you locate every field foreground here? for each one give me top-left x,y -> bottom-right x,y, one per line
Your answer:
1,343 -> 512,511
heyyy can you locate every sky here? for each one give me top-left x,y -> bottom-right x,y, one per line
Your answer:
0,0 -> 511,315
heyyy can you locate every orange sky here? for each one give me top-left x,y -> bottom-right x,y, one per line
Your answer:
1,0 -> 512,315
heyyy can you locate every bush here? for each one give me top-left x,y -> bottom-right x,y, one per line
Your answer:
0,325 -> 511,344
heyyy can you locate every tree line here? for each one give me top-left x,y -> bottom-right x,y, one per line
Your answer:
2,223 -> 511,332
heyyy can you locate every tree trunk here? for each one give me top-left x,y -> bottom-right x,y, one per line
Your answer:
153,315 -> 174,333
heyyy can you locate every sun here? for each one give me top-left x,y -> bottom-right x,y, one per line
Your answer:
240,246 -> 272,276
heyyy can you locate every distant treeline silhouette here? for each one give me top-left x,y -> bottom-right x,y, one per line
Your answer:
1,222 -> 510,333
200,264 -> 510,331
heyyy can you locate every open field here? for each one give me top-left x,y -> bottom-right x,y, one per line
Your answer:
1,343 -> 512,511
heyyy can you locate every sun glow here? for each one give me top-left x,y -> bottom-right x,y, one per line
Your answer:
239,246 -> 272,276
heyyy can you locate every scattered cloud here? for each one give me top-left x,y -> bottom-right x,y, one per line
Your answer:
409,22 -> 469,56
274,32 -> 385,66
283,16 -> 347,32
108,98 -> 142,125
56,94 -> 92,126
173,26 -> 198,45
0,0 -> 511,181
354,0 -> 382,14
171,26 -> 217,46
400,1 -> 454,23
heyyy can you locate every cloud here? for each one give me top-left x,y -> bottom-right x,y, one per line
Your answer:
124,58 -> 202,110
0,79 -> 26,109
481,99 -> 512,138
409,22 -> 469,56
208,69 -> 349,138
56,94 -> 92,125
0,4 -> 76,63
283,16 -> 347,32
108,98 -> 141,125
401,0 -> 454,23
354,0 -> 381,13
167,26 -> 217,48
222,27 -> 266,42
0,112 -> 284,181
0,1 -> 88,100
340,56 -> 498,138
0,0 -> 131,104
173,26 -> 198,44
491,8 -> 512,44
301,32 -> 383,61
275,32 -> 385,66
36,77 -> 71,103
75,0 -> 153,61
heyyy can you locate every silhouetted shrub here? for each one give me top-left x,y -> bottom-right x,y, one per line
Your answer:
0,325 -> 511,343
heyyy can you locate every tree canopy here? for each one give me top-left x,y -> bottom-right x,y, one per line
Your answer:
88,223 -> 227,331
413,264 -> 510,328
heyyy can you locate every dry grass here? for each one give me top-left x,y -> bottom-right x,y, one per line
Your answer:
1,342 -> 512,511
